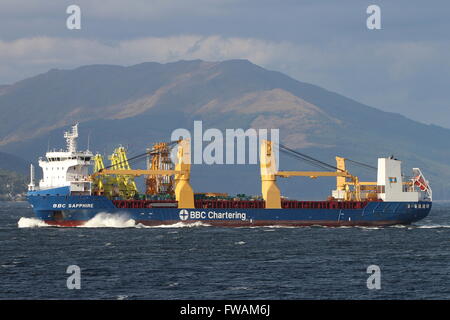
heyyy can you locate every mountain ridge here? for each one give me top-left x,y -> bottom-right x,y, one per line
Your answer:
1,59 -> 449,199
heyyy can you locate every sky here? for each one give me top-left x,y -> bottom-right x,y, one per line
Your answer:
0,0 -> 449,127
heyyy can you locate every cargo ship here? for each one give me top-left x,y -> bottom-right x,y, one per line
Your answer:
26,124 -> 432,227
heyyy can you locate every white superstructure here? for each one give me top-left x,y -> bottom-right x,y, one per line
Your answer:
29,124 -> 93,195
376,157 -> 432,202
331,156 -> 432,202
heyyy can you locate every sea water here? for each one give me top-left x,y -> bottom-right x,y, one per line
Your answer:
1,201 -> 449,299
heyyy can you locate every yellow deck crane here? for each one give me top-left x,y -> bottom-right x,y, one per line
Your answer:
92,147 -> 138,198
109,147 -> 138,198
92,154 -> 114,197
90,140 -> 195,208
260,140 -> 368,208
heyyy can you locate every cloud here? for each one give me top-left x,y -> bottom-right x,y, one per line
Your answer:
3,34 -> 444,80
0,35 -> 301,82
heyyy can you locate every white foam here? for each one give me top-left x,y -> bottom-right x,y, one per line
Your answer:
81,213 -> 136,228
386,224 -> 450,229
17,217 -> 51,228
229,286 -> 250,290
244,225 -> 298,229
356,226 -> 381,230
136,221 -> 210,228
167,282 -> 179,287
415,224 -> 450,229
17,214 -> 212,229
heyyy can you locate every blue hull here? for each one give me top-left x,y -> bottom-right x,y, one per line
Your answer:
26,194 -> 432,227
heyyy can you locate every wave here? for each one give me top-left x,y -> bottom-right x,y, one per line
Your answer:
17,214 -> 212,229
135,221 -> 210,228
17,217 -> 51,228
81,213 -> 136,228
355,226 -> 382,230
384,224 -> 450,229
17,214 -> 136,229
414,224 -> 450,229
243,225 -> 298,229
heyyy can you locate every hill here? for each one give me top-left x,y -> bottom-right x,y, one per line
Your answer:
0,60 -> 449,199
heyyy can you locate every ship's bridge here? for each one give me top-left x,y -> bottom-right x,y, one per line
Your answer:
33,124 -> 93,195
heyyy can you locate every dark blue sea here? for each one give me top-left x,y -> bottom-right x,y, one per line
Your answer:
0,201 -> 449,300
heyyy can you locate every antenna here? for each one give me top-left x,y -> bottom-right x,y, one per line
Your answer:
87,130 -> 91,151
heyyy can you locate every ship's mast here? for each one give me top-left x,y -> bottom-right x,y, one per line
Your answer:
28,164 -> 35,191
64,123 -> 79,153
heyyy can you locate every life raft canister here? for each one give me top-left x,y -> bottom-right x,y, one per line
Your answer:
414,175 -> 428,191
